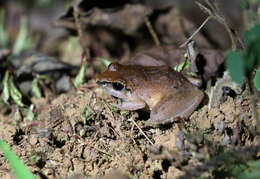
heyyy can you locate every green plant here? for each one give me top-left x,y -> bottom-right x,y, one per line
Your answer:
74,60 -> 87,88
241,0 -> 260,28
231,160 -> 260,179
227,24 -> 260,91
0,140 -> 35,179
12,16 -> 32,55
0,10 -> 9,48
1,71 -> 25,107
0,10 -> 32,54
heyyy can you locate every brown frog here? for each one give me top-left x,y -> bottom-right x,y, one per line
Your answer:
96,62 -> 204,125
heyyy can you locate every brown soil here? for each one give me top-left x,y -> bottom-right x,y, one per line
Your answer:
0,79 -> 259,179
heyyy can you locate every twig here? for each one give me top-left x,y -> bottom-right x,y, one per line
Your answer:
94,147 -> 114,159
73,4 -> 90,58
195,0 -> 237,50
130,118 -> 154,145
52,19 -> 76,29
144,16 -> 161,46
180,16 -> 212,48
234,30 -> 246,50
129,125 -> 148,175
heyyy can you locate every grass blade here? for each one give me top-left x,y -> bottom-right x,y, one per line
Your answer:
0,140 -> 35,179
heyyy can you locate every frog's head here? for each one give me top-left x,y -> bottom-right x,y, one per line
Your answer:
96,63 -> 131,99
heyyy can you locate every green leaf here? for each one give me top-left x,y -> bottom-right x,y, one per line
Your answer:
254,69 -> 260,91
29,154 -> 41,165
26,105 -> 35,121
0,140 -> 35,179
67,37 -> 79,52
237,170 -> 260,179
74,61 -> 87,88
231,160 -> 260,179
173,58 -> 191,72
9,77 -> 25,107
97,57 -> 111,67
36,0 -> 52,7
247,160 -> 260,168
0,10 -> 9,48
231,164 -> 247,176
226,51 -> 245,85
1,70 -> 10,104
244,25 -> 260,70
80,106 -> 95,124
13,16 -> 31,55
32,79 -> 42,98
241,0 -> 249,9
244,24 -> 260,45
249,0 -> 260,5
38,74 -> 53,84
246,37 -> 260,70
186,71 -> 197,77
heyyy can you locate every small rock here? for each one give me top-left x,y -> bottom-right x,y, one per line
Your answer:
29,135 -> 38,145
56,75 -> 71,93
208,108 -> 221,118
197,117 -> 211,131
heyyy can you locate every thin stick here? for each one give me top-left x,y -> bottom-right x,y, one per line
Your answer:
129,125 -> 148,175
144,16 -> 161,46
180,16 -> 212,48
73,5 -> 90,58
130,118 -> 154,145
94,147 -> 113,159
195,0 -> 237,50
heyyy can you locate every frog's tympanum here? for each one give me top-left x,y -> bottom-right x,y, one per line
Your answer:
96,62 -> 204,125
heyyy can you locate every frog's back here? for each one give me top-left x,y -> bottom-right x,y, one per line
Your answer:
123,65 -> 194,108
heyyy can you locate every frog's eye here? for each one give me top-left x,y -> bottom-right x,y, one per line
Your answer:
112,82 -> 124,91
108,63 -> 119,71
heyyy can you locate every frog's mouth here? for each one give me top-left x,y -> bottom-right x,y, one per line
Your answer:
96,81 -> 129,99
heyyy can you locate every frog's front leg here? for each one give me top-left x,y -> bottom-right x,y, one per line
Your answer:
150,89 -> 204,125
113,99 -> 146,111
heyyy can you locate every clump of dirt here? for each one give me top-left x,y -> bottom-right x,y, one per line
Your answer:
0,78 -> 259,178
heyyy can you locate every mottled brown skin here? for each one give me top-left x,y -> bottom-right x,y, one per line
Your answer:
96,62 -> 204,124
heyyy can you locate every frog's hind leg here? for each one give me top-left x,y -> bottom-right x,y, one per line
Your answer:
150,89 -> 204,125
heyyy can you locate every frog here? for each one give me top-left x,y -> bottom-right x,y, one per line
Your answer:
96,62 -> 204,125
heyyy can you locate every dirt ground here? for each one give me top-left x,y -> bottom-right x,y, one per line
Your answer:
0,77 -> 259,178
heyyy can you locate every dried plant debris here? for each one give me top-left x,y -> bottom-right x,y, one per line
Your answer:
11,51 -> 78,77
56,2 -> 152,35
54,0 -> 243,50
127,45 -> 225,81
154,8 -> 212,47
10,51 -> 79,95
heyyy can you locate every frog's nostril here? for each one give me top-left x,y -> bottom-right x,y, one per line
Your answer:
112,82 -> 124,91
